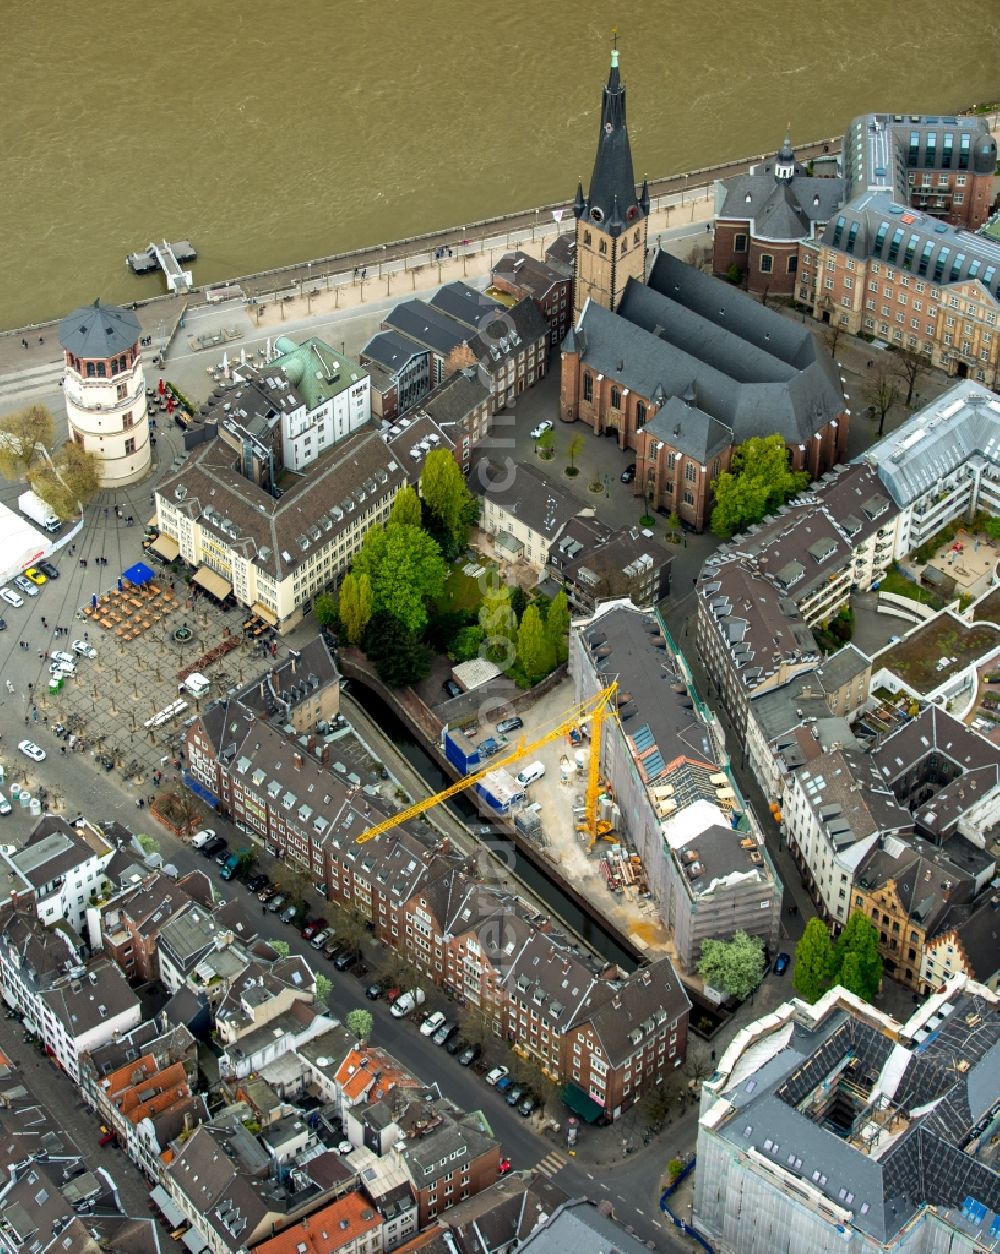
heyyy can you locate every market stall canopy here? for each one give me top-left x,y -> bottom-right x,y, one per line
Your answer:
122,561 -> 155,586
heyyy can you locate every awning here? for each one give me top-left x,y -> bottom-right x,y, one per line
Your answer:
250,601 -> 278,626
193,566 -> 232,600
561,1082 -> 605,1123
150,533 -> 179,561
149,1185 -> 185,1228
182,1229 -> 207,1253
123,561 -> 155,587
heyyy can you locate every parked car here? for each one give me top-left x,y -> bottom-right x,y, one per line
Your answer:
442,679 -> 462,699
72,639 -> 96,658
258,883 -> 278,903
0,617 -> 5,630
505,1084 -> 526,1107
458,1044 -> 481,1067
384,987 -> 402,1006
620,463 -> 637,483
516,760 -> 545,787
245,873 -> 269,893
49,659 -> 76,676
333,950 -> 359,972
23,567 -> 46,586
51,651 -> 75,666
498,1156 -> 512,1175
0,587 -> 24,608
530,420 -> 553,440
310,929 -> 331,951
773,952 -> 791,976
485,1066 -> 509,1087
37,561 -> 59,580
421,1011 -> 446,1037
200,836 -> 225,858
13,575 -> 38,596
301,918 -> 325,941
365,983 -> 384,1001
390,990 -> 426,1018
495,716 -> 523,735
190,829 -> 216,850
336,1140 -> 353,1156
264,894 -> 287,914
519,1093 -> 539,1117
0,793 -> 11,817
18,740 -> 45,762
323,937 -> 342,960
279,904 -> 299,925
495,1075 -> 514,1095
445,1036 -> 466,1056
433,1022 -> 458,1047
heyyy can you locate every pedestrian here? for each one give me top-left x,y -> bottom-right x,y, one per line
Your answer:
21,338 -> 27,349
103,508 -> 108,520
867,359 -> 873,368
40,618 -> 46,629
24,716 -> 28,726
38,336 -> 43,345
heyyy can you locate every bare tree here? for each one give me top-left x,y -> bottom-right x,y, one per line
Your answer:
864,361 -> 901,436
892,346 -> 924,407
817,296 -> 844,357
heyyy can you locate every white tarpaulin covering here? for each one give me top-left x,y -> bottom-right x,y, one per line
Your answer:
0,501 -> 49,584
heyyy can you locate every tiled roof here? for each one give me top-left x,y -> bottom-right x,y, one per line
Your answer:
252,1191 -> 382,1254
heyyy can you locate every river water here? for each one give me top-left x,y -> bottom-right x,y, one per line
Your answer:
1,0 -> 996,329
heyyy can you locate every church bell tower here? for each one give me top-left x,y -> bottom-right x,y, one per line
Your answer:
573,44 -> 649,319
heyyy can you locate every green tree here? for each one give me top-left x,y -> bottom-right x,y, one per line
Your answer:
388,484 -> 422,529
312,590 -> 339,629
793,917 -> 836,1003
270,940 -> 291,958
710,435 -> 809,539
565,433 -> 585,476
29,442 -> 101,518
338,571 -> 374,645
536,428 -> 555,459
362,612 -> 431,687
315,973 -> 332,1002
517,602 -> 555,684
510,586 -> 529,622
420,449 -> 477,549
545,589 -> 570,667
667,1157 -> 685,1183
346,1009 -> 374,1044
0,403 -> 54,479
986,517 -> 1000,541
666,511 -> 682,542
479,585 -> 517,667
697,931 -> 765,1001
833,911 -> 882,1002
353,523 -> 447,635
449,624 -> 486,662
136,834 -> 159,856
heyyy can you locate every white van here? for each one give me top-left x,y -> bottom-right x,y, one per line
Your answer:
190,829 -> 216,849
516,761 -> 546,787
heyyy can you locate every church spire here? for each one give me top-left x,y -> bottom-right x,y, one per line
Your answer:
581,41 -> 642,237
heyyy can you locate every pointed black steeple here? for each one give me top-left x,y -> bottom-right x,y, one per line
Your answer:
582,47 -> 642,237
574,180 -> 586,219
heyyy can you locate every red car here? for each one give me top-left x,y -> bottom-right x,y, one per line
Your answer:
300,918 -> 327,941
98,1126 -> 115,1147
498,1157 -> 512,1175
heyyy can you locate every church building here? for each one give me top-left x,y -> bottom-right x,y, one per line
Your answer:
560,50 -> 848,532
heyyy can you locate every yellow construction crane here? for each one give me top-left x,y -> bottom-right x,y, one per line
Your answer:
355,681 -> 619,846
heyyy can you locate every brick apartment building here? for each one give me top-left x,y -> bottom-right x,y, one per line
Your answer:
489,250 -> 573,349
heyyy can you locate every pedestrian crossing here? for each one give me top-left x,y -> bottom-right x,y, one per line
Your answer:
534,1150 -> 568,1178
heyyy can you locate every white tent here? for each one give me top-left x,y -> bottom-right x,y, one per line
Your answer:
0,501 -> 49,585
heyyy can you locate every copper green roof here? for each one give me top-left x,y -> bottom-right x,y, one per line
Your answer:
270,336 -> 368,410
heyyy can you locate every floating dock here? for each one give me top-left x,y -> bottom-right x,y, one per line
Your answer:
126,240 -> 197,292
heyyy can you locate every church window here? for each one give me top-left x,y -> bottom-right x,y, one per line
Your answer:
610,385 -> 621,409
760,254 -> 774,274
636,401 -> 647,426
685,462 -> 697,482
583,231 -> 591,246
734,234 -> 747,254
599,240 -> 608,255
86,361 -> 96,378
621,238 -> 627,254
583,374 -> 594,403
787,256 -> 797,275
683,491 -> 694,505
633,230 -> 640,246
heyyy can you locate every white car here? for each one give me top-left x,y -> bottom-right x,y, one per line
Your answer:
51,651 -> 75,666
530,420 -> 553,440
18,740 -> 46,762
0,588 -> 23,608
49,659 -> 75,676
420,1010 -> 447,1037
336,1140 -> 353,1155
190,829 -> 216,849
516,761 -> 546,787
72,639 -> 96,659
0,794 -> 11,817
485,1065 -> 510,1087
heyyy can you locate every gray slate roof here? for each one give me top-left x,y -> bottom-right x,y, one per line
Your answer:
577,53 -> 643,235
842,112 -> 997,205
822,191 -> 1000,304
864,381 -> 1000,508
58,300 -> 140,357
575,252 -> 843,447
361,329 -> 428,373
718,170 -> 845,241
384,300 -> 471,355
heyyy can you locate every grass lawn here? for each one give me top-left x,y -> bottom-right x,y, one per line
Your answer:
434,562 -> 492,615
879,566 -> 945,610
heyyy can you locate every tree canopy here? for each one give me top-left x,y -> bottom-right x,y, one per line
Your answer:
338,571 -> 373,645
362,611 -> 431,687
420,449 -> 478,551
479,584 -> 517,667
312,590 -> 339,629
697,931 -> 765,1001
346,1008 -> 374,1043
793,911 -> 882,1004
388,484 -> 422,529
0,403 -> 54,479
516,602 -> 554,684
352,523 -> 447,636
545,589 -> 570,667
710,435 -> 809,539
793,917 -> 836,1003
